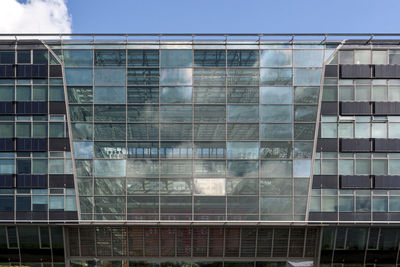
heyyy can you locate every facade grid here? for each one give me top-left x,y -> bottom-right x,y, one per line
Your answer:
1,34 -> 400,266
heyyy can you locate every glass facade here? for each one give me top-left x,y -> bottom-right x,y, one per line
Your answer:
1,34 -> 400,265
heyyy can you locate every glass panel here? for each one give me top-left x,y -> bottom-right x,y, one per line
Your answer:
260,141 -> 292,159
260,105 -> 292,123
160,68 -> 192,85
65,68 -> 93,86
94,123 -> 126,140
260,68 -> 292,86
128,87 -> 159,103
294,124 -> 315,140
33,86 -> 47,101
128,124 -> 158,140
94,105 -> 126,122
227,50 -> 258,67
261,160 -> 292,177
94,68 -> 126,86
354,50 -> 371,64
260,50 -> 292,67
338,123 -> 354,138
64,50 -> 93,67
94,160 -> 126,177
94,87 -> 126,103
161,50 -> 192,67
49,86 -> 64,101
194,50 -> 226,67
49,122 -> 64,138
128,105 -> 158,122
194,124 -> 225,141
71,123 -> 93,140
260,86 -> 292,104
67,86 -> 93,104
0,51 -> 14,64
227,142 -> 258,159
194,105 -> 225,122
16,122 -> 30,138
160,87 -> 192,103
16,86 -> 31,101
194,178 -> 225,195
161,124 -> 192,141
294,106 -> 317,122
127,49 -> 159,66
293,160 -> 312,177
228,105 -> 258,122
70,105 -> 93,121
294,50 -> 324,67
160,106 -> 192,122
94,49 -> 126,66
95,141 -> 127,159
73,142 -> 93,159
0,86 -> 14,101
294,87 -> 319,103
260,124 -> 292,140
294,69 -> 322,85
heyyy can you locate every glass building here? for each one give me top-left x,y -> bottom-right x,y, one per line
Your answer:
1,33 -> 400,266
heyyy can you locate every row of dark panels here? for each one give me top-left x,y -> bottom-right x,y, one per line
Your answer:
322,101 -> 400,115
0,101 -> 66,115
327,64 -> 400,79
321,250 -> 399,265
0,138 -> 70,152
0,64 -> 62,79
0,210 -> 78,221
313,175 -> 400,189
310,212 -> 400,221
0,174 -> 74,188
317,138 -> 400,152
0,248 -> 64,263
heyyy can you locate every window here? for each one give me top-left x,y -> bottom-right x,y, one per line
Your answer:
94,160 -> 126,177
161,50 -> 192,67
94,68 -> 126,86
160,87 -> 192,103
227,142 -> 258,159
94,87 -> 126,103
260,50 -> 292,67
260,87 -> 292,104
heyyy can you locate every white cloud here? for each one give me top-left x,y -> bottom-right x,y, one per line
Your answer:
0,0 -> 71,36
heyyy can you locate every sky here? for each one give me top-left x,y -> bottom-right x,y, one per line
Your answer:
0,0 -> 399,34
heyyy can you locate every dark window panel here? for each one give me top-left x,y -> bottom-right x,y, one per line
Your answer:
324,65 -> 338,77
0,138 -> 14,151
374,102 -> 400,115
49,65 -> 62,77
16,101 -> 47,115
374,176 -> 400,189
0,102 -> 14,114
0,174 -> 13,188
317,138 -> 338,152
340,102 -> 372,115
16,64 -> 48,79
49,174 -> 74,188
312,175 -> 338,189
340,64 -> 372,79
16,174 -> 47,188
340,175 -> 371,189
321,101 -> 338,115
374,65 -> 400,79
340,138 -> 371,152
49,138 -> 70,151
0,64 -> 15,78
49,101 -> 66,114
374,139 -> 400,152
16,138 -> 47,152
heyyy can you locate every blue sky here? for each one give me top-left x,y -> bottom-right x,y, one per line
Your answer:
66,0 -> 400,33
